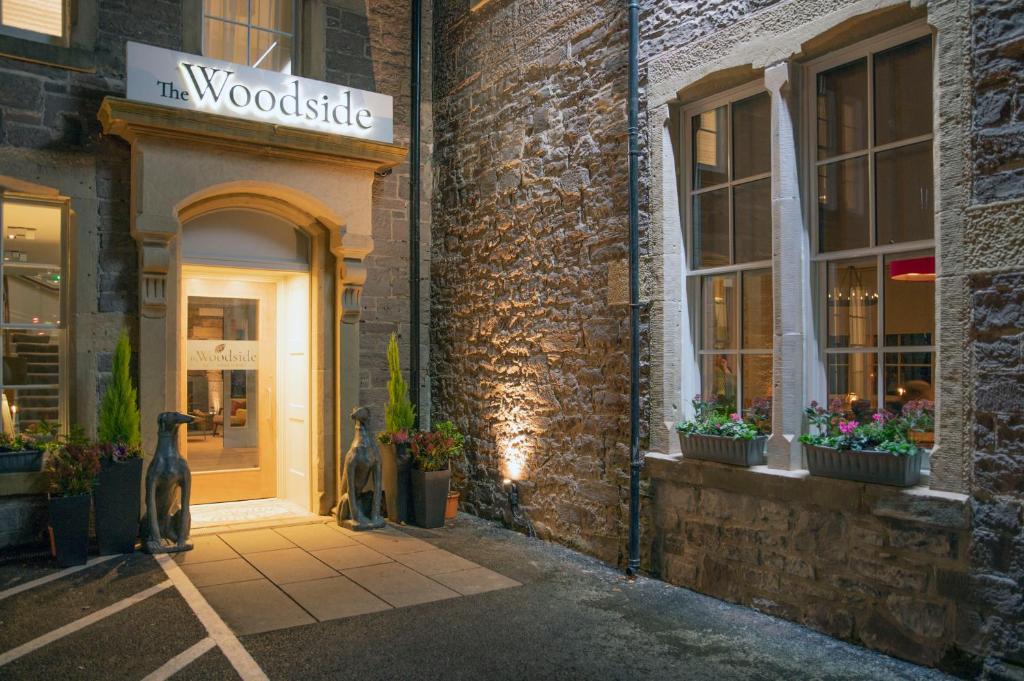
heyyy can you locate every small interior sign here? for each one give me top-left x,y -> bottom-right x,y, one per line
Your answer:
187,340 -> 259,371
125,41 -> 394,144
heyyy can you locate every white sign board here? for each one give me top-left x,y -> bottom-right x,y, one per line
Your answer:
187,340 -> 259,371
126,41 -> 394,144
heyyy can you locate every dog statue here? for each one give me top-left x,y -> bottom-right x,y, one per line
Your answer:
141,411 -> 196,554
337,406 -> 386,531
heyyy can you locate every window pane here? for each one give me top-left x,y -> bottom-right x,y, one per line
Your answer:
732,92 -> 770,180
874,36 -> 932,145
827,352 -> 877,419
883,351 -> 934,447
734,178 -> 771,263
827,258 -> 878,348
702,354 -> 737,415
204,0 -> 248,22
1,0 -> 63,37
742,354 -> 772,420
3,385 -> 60,432
817,58 -> 868,159
2,200 -> 62,326
693,189 -> 729,268
818,156 -> 869,252
702,274 -> 736,351
884,251 -> 934,347
693,106 -> 728,189
250,29 -> 293,73
2,329 -> 60,387
742,269 -> 772,349
876,141 -> 933,244
252,0 -> 294,34
204,17 -> 248,64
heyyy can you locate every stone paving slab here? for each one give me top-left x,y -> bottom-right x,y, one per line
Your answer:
280,575 -> 392,621
342,562 -> 461,608
432,566 -> 522,595
174,535 -> 239,565
394,547 -> 480,575
179,557 -> 263,587
273,523 -> 358,551
310,544 -> 392,570
218,528 -> 295,554
199,578 -> 315,635
244,547 -> 337,584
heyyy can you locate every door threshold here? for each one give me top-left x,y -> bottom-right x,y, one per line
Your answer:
191,498 -> 318,533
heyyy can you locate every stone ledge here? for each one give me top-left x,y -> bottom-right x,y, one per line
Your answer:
646,452 -> 970,530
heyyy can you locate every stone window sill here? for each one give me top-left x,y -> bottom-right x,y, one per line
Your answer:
645,452 -> 969,529
0,35 -> 95,72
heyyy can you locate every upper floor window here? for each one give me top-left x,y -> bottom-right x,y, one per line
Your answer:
203,0 -> 296,74
810,30 -> 935,441
0,0 -> 66,45
0,195 -> 68,433
685,87 -> 773,421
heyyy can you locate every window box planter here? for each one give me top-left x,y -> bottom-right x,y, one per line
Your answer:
411,467 -> 450,529
0,448 -> 44,473
804,444 -> 922,487
677,433 -> 767,467
94,457 -> 143,555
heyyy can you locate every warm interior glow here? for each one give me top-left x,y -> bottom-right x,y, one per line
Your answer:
889,255 -> 936,282
2,0 -> 63,37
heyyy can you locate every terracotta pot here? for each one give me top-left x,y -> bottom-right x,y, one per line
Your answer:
444,490 -> 460,520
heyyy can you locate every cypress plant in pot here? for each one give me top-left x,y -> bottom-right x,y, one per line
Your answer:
378,332 -> 415,523
46,437 -> 100,566
94,331 -> 144,554
409,421 -> 464,529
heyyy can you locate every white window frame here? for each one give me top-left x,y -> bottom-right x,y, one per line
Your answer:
803,22 -> 936,425
201,0 -> 298,74
681,80 -> 773,414
0,0 -> 69,47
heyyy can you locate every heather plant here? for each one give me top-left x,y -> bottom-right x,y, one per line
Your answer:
380,332 -> 415,444
45,442 -> 101,497
97,330 -> 141,454
800,399 -> 934,455
409,421 -> 464,472
675,394 -> 762,440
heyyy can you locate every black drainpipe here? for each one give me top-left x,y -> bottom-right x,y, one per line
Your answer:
626,0 -> 642,578
410,0 -> 422,429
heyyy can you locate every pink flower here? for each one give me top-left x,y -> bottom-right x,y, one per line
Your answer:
872,413 -> 884,423
730,413 -> 742,423
838,420 -> 859,436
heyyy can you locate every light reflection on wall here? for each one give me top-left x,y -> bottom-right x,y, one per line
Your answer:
492,382 -> 540,482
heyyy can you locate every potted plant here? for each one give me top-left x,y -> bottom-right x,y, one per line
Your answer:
45,438 -> 100,566
800,399 -> 933,487
409,421 -> 464,528
93,331 -> 144,554
0,419 -> 60,473
378,332 -> 416,523
675,394 -> 769,466
437,421 -> 466,520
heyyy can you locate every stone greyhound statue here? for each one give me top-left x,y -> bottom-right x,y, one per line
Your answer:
337,406 -> 386,531
141,411 -> 196,554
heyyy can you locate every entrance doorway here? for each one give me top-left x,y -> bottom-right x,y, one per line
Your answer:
181,266 -> 311,507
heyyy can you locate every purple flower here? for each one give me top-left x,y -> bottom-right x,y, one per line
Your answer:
838,420 -> 859,436
730,413 -> 742,423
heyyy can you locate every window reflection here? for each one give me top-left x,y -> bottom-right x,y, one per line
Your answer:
827,258 -> 878,348
702,274 -> 736,351
827,353 -> 877,419
693,107 -> 728,189
817,58 -> 868,159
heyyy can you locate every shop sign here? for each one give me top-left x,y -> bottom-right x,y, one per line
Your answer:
187,340 -> 258,371
126,42 -> 393,144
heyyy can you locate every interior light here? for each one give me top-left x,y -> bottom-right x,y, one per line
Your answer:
890,256 -> 936,282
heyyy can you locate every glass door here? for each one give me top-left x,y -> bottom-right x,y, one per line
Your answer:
183,274 -> 277,503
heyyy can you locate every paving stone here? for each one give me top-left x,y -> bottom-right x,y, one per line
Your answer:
395,548 -> 480,576
311,544 -> 394,570
218,529 -> 295,554
199,579 -> 315,635
274,523 -> 359,551
349,528 -> 435,556
342,562 -> 460,607
280,575 -> 392,621
180,558 -> 263,587
173,535 -> 238,565
431,567 -> 521,596
244,547 -> 338,584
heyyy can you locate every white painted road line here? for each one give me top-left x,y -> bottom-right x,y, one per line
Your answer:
0,579 -> 173,667
140,636 -> 217,681
0,555 -> 119,602
156,553 -> 269,681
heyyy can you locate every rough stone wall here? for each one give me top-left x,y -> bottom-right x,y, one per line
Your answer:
970,0 -> 1024,204
647,457 -> 974,672
326,0 -> 432,432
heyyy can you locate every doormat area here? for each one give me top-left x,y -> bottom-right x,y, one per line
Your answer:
191,499 -> 315,528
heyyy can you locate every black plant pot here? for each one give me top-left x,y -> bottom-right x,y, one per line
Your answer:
49,493 -> 91,567
94,457 -> 143,554
411,467 -> 450,529
381,442 -> 413,523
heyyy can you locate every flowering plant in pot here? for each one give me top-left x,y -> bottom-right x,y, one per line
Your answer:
94,331 -> 145,554
799,399 -> 934,486
409,421 -> 464,528
674,394 -> 769,466
436,421 -> 466,520
0,419 -> 61,473
45,438 -> 100,566
378,332 -> 416,523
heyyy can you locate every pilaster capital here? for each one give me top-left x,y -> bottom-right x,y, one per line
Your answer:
339,258 -> 367,324
764,61 -> 791,95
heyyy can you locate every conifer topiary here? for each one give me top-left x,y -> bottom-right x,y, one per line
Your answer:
384,332 -> 415,435
98,330 -> 141,448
